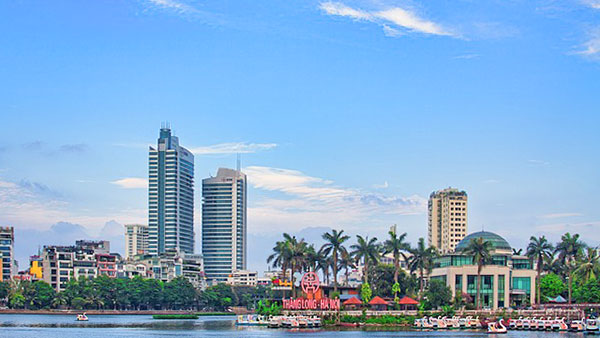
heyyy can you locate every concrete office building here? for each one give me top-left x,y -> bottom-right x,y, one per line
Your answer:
202,168 -> 247,283
148,125 -> 195,255
124,224 -> 149,259
430,231 -> 537,310
0,227 -> 15,281
428,188 -> 468,254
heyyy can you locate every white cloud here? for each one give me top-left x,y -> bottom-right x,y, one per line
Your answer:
539,213 -> 583,219
244,166 -> 426,233
576,29 -> 600,58
528,159 -> 550,166
319,1 -> 454,37
0,178 -> 145,231
319,2 -> 372,20
376,7 -> 451,36
145,0 -> 197,14
111,177 -> 148,189
190,142 -> 277,155
373,181 -> 389,189
582,0 -> 600,9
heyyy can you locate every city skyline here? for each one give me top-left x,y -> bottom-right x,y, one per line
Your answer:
1,1 -> 599,272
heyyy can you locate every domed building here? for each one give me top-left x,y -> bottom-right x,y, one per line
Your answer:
429,231 -> 537,310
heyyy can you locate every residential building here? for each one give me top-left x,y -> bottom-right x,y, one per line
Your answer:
430,231 -> 537,310
202,168 -> 247,283
138,250 -> 206,289
124,224 -> 149,259
75,240 -> 110,254
42,240 -> 115,292
29,255 -> 43,280
428,187 -> 468,254
226,270 -> 257,286
117,261 -> 150,279
148,125 -> 195,255
0,227 -> 15,281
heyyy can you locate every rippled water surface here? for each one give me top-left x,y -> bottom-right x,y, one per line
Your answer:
0,314 -> 590,338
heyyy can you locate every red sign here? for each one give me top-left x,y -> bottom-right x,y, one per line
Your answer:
282,272 -> 340,311
283,298 -> 340,311
301,271 -> 320,295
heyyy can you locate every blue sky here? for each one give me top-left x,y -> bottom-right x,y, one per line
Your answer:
1,0 -> 599,271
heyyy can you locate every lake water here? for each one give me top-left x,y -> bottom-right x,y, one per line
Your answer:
0,314 -> 589,338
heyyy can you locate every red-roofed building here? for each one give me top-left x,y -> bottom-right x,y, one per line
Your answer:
397,296 -> 419,310
343,296 -> 362,309
368,296 -> 389,310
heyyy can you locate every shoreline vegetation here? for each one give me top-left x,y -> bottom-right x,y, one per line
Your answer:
0,309 -> 235,316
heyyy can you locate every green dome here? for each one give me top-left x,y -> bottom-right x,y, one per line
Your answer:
455,231 -> 512,252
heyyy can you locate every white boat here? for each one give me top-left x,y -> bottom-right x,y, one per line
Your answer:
586,318 -> 599,332
76,313 -> 88,321
570,318 -> 586,332
488,319 -> 507,334
522,317 -> 531,330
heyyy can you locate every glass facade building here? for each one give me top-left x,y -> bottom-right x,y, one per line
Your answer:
202,168 -> 247,283
148,126 -> 195,255
430,231 -> 537,309
0,227 -> 14,281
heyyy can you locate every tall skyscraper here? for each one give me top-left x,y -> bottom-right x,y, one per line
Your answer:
202,168 -> 247,283
0,226 -> 15,281
428,188 -> 468,254
148,125 -> 195,255
124,224 -> 149,259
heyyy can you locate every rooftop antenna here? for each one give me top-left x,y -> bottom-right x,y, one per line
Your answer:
237,153 -> 241,172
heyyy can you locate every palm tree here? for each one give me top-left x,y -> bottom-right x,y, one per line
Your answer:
316,248 -> 331,285
461,237 -> 492,309
407,237 -> 437,299
267,233 -> 294,280
575,247 -> 600,283
338,249 -> 356,286
350,235 -> 380,284
555,232 -> 586,303
383,230 -> 410,284
304,244 -> 320,272
287,237 -> 309,297
321,229 -> 350,292
52,292 -> 67,309
526,235 -> 554,305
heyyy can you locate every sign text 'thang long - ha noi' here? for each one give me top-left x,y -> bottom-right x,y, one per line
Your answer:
282,272 -> 341,311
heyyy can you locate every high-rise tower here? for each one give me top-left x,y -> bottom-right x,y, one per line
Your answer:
148,125 -> 195,255
428,187 -> 468,254
202,168 -> 247,283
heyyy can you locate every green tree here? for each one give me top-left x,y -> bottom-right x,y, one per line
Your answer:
9,292 -> 25,309
540,273 -> 566,300
526,235 -> 554,305
164,276 -> 196,309
0,281 -> 9,302
574,247 -> 600,283
71,296 -> 86,310
368,263 -> 395,298
360,283 -> 372,304
573,277 -> 600,303
321,229 -> 350,293
460,236 -> 492,309
555,232 -> 586,303
424,279 -> 452,309
383,230 -> 410,285
408,237 -> 437,299
52,292 -> 67,309
350,235 -> 380,284
31,281 -> 56,309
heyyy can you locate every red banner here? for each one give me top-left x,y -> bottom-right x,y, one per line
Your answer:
283,298 -> 340,311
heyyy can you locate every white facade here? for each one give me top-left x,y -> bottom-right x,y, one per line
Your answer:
226,270 -> 257,286
202,168 -> 247,283
124,224 -> 149,259
428,188 -> 468,254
